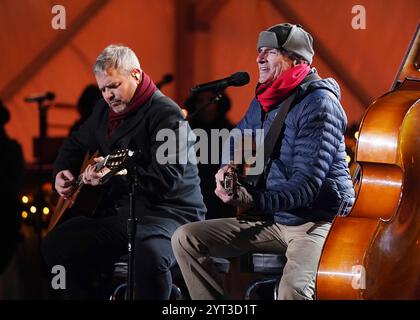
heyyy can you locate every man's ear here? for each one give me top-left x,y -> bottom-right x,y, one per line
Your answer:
131,69 -> 141,80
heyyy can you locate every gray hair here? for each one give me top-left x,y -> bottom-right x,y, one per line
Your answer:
280,48 -> 309,65
93,44 -> 141,75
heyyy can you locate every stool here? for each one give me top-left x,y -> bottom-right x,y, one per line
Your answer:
242,253 -> 286,300
211,256 -> 231,274
109,258 -> 185,300
110,256 -> 231,300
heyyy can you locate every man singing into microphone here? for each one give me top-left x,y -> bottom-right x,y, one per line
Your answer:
42,44 -> 206,299
172,23 -> 355,300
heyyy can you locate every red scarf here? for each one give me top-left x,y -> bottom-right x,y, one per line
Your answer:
108,71 -> 157,135
256,64 -> 310,112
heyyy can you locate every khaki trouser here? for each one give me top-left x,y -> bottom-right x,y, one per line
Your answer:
171,217 -> 331,300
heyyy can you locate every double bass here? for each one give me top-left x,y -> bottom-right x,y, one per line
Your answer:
316,24 -> 420,299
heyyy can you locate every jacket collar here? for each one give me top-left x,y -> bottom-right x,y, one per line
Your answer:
97,90 -> 163,153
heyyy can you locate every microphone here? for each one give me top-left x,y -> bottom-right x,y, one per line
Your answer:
156,74 -> 174,89
191,71 -> 250,94
24,91 -> 56,103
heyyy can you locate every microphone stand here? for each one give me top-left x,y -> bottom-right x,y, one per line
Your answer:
24,95 -> 52,298
38,99 -> 48,141
125,160 -> 139,300
34,98 -> 50,241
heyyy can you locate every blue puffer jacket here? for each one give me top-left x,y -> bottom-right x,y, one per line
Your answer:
232,72 -> 355,225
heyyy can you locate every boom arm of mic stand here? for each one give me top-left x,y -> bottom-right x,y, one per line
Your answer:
186,92 -> 223,121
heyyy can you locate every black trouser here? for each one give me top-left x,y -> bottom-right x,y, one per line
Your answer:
42,214 -> 176,299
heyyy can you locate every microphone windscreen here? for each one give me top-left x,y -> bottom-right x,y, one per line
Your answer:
231,72 -> 250,86
46,92 -> 56,100
162,74 -> 174,83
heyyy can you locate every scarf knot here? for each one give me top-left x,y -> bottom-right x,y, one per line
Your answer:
256,64 -> 310,112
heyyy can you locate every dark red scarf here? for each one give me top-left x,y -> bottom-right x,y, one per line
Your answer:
256,64 -> 310,112
108,71 -> 157,135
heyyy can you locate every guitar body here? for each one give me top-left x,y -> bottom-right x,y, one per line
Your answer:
223,164 -> 257,218
47,151 -> 100,232
47,148 -> 135,233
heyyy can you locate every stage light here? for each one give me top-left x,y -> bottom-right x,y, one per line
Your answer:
43,207 -> 50,215
30,206 -> 37,213
22,196 -> 29,204
21,211 -> 28,219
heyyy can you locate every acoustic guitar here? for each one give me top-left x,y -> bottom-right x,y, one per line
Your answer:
223,141 -> 258,218
47,148 -> 135,233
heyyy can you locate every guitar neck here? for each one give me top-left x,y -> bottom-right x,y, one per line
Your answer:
74,155 -> 108,186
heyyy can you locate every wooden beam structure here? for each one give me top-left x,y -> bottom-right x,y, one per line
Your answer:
194,0 -> 229,31
0,0 -> 110,101
174,0 -> 196,105
174,0 -> 229,105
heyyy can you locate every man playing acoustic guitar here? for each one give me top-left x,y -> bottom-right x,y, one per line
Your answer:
172,23 -> 355,300
42,45 -> 206,299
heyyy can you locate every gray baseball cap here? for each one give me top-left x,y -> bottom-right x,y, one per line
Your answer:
257,23 -> 314,64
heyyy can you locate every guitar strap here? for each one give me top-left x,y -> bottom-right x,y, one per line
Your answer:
245,72 -> 320,187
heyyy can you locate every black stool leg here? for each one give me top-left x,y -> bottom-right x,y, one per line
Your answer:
244,277 -> 280,300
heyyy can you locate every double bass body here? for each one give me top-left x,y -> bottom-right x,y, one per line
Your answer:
316,79 -> 420,299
